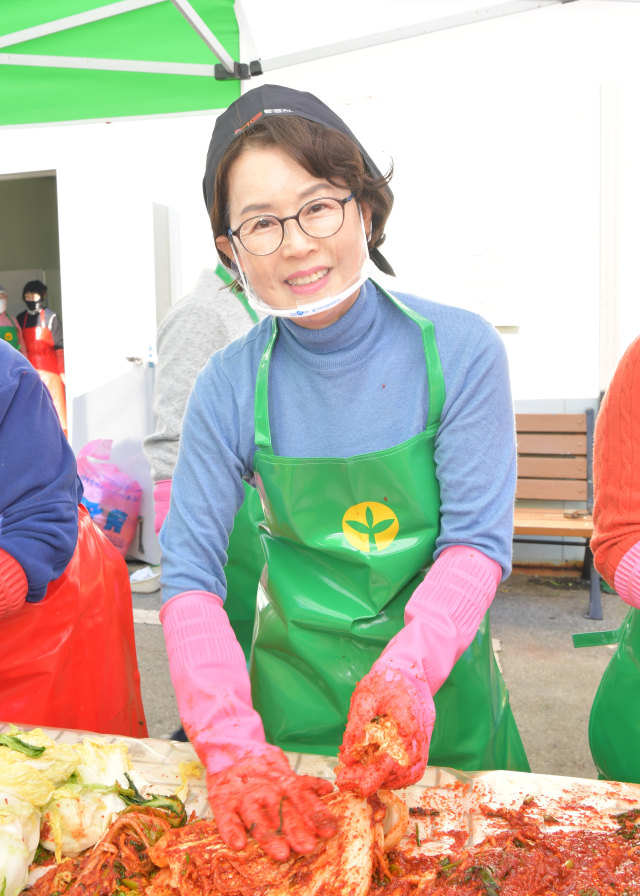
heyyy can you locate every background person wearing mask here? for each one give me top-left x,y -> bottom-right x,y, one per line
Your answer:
16,279 -> 67,435
0,285 -> 27,356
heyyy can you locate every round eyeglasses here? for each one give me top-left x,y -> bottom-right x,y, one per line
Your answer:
228,193 -> 355,257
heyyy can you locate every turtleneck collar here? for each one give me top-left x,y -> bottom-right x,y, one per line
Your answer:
278,280 -> 385,374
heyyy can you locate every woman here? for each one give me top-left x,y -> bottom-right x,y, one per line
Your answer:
16,279 -> 67,435
589,335 -> 640,782
0,338 -> 146,737
160,85 -> 528,862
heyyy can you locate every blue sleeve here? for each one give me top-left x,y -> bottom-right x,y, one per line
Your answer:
0,344 -> 81,601
158,360 -> 250,602
433,317 -> 516,579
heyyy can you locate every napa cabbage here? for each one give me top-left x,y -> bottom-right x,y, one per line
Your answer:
0,793 -> 40,896
0,728 -> 78,802
40,739 -> 132,859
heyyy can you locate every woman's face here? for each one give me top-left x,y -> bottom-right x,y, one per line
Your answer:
216,146 -> 372,330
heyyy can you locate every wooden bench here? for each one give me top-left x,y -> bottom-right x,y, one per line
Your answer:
513,411 -> 603,619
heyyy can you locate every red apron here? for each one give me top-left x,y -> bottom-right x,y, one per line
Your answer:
23,310 -> 67,435
0,506 -> 148,738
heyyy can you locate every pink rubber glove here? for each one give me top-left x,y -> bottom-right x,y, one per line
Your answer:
153,479 -> 172,536
614,541 -> 640,608
337,545 -> 501,795
161,591 -> 336,859
0,548 -> 28,619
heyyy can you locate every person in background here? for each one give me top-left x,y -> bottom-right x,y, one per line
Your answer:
0,285 -> 27,356
143,267 -> 258,536
589,334 -> 640,781
592,335 -> 640,590
143,267 -> 262,740
0,338 -> 147,736
16,279 -> 67,435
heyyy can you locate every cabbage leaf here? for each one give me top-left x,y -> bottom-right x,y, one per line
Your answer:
0,728 -> 78,793
0,792 -> 40,896
40,738 -> 132,859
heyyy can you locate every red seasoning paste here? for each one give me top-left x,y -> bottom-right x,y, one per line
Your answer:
369,805 -> 640,895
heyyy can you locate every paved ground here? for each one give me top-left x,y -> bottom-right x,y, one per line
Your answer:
131,569 -> 628,778
491,572 -> 627,779
129,586 -> 182,739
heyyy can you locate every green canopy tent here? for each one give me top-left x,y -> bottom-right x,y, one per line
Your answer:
0,0 -> 257,126
0,0 -> 571,129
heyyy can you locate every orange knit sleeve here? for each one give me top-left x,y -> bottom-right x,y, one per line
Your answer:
592,335 -> 640,587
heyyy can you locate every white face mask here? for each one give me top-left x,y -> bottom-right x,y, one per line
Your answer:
0,298 -> 6,314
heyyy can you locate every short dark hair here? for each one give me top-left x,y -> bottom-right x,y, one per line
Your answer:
211,115 -> 393,274
23,279 -> 48,298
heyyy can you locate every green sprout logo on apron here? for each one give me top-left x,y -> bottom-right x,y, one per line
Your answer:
342,501 -> 399,552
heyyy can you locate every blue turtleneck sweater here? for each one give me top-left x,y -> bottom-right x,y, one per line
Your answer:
160,280 -> 516,601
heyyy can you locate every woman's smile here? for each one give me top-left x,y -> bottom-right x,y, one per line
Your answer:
285,266 -> 331,296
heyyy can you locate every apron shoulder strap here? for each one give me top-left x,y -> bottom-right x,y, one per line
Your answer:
254,318 -> 278,451
370,280 -> 446,429
215,263 -> 260,324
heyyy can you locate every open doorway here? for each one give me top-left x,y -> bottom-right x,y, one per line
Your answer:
0,170 -> 62,322
0,170 -> 66,431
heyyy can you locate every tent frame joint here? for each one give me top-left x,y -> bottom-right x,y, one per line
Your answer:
215,59 -> 262,80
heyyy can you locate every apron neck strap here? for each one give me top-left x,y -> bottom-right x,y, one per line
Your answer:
215,263 -> 260,325
254,281 -> 446,450
254,317 -> 279,451
370,280 -> 445,429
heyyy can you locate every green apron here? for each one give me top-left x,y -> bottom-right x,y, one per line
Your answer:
249,282 -> 529,772
0,321 -> 20,350
578,608 -> 640,782
219,284 -> 263,661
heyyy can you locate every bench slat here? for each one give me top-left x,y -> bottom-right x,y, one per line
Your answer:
518,433 -> 587,456
515,413 -> 587,433
517,457 -> 587,479
513,508 -> 593,539
516,479 -> 588,500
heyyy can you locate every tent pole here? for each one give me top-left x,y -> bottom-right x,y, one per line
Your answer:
260,0 -> 564,72
0,52 -> 217,77
168,0 -> 235,73
0,0 -> 165,51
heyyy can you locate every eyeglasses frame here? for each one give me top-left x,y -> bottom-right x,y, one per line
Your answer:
228,192 -> 356,257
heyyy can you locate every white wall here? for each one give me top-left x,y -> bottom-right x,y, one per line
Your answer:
2,0 -> 640,560
245,0 -> 640,403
